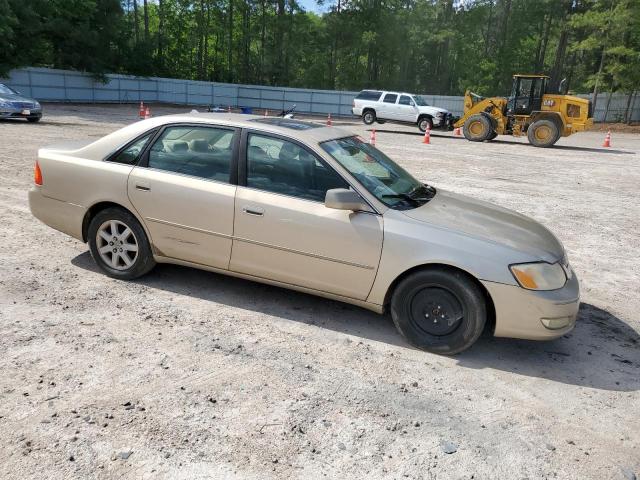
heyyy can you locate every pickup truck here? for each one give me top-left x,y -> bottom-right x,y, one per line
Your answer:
352,90 -> 455,132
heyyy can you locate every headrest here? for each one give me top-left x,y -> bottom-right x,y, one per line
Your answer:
279,142 -> 299,162
190,139 -> 209,152
168,141 -> 188,152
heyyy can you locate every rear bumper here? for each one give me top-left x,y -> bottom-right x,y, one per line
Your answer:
352,107 -> 362,116
28,187 -> 85,241
482,268 -> 580,340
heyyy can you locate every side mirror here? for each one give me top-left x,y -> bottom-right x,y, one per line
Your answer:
325,188 -> 369,212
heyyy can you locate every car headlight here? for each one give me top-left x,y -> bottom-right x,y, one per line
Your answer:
510,262 -> 567,291
0,99 -> 10,108
34,101 -> 41,108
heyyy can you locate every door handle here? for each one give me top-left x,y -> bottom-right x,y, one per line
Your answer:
135,183 -> 151,191
242,206 -> 264,216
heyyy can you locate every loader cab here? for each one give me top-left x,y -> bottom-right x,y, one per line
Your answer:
507,75 -> 548,116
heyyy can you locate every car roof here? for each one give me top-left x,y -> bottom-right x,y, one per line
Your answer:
70,112 -> 356,161
140,113 -> 355,143
359,90 -> 415,97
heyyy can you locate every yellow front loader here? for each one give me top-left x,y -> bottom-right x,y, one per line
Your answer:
454,75 -> 593,147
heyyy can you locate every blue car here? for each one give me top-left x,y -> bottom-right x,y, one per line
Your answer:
0,83 -> 43,122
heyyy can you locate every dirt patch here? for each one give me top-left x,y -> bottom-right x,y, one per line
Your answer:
591,122 -> 640,133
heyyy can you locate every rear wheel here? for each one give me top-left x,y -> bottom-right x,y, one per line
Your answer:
88,207 -> 155,280
527,119 -> 560,148
487,131 -> 498,140
27,117 -> 41,123
418,117 -> 433,132
362,110 -> 376,125
390,268 -> 486,355
463,114 -> 492,142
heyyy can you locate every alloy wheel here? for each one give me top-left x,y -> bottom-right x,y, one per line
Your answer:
96,220 -> 139,270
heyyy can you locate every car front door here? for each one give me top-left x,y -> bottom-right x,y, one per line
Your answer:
229,131 -> 383,300
397,95 -> 417,122
127,124 -> 239,269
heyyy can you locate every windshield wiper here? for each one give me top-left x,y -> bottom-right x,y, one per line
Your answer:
381,193 -> 422,206
407,184 -> 436,201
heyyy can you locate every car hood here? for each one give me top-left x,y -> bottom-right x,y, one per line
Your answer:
0,93 -> 37,103
419,106 -> 448,114
402,189 -> 564,263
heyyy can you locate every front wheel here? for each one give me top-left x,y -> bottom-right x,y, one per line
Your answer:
27,117 -> 41,123
418,117 -> 433,132
390,268 -> 486,355
88,207 -> 156,280
463,114 -> 493,142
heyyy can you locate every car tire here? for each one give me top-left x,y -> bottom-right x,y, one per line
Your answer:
527,119 -> 560,148
27,117 -> 41,123
463,114 -> 492,142
418,117 -> 433,132
390,268 -> 486,355
88,207 -> 156,280
362,110 -> 376,125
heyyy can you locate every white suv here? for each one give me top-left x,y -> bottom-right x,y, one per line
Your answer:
352,90 -> 454,132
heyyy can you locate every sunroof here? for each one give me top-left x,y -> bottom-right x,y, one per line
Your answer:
250,117 -> 323,130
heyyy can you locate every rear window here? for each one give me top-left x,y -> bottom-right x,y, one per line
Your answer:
356,90 -> 383,101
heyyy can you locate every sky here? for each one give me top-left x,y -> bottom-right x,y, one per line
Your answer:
298,0 -> 331,14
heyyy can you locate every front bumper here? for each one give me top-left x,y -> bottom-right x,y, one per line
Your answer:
433,113 -> 458,130
0,107 -> 42,120
482,267 -> 580,340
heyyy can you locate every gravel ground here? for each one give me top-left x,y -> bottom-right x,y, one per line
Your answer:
0,104 -> 638,480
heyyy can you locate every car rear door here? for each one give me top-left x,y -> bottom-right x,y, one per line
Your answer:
229,130 -> 383,300
380,93 -> 399,120
127,123 -> 239,269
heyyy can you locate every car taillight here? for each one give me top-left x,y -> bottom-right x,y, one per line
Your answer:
34,160 -> 43,185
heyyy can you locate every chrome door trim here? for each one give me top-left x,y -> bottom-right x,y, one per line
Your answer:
146,217 -> 233,240
233,235 -> 375,270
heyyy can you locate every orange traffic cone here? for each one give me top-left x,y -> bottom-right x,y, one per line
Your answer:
327,113 -> 332,126
602,130 -> 611,147
144,106 -> 151,119
423,125 -> 431,144
453,126 -> 461,136
138,101 -> 145,119
369,129 -> 376,146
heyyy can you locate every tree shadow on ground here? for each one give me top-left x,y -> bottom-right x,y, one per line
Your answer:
370,128 -> 635,154
72,252 -> 640,392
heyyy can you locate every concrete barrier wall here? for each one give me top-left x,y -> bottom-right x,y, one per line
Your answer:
3,67 -> 639,122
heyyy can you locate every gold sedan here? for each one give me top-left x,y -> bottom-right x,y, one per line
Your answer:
29,114 -> 579,354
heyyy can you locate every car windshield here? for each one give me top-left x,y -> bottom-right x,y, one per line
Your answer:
0,84 -> 17,95
413,95 -> 429,106
321,136 -> 435,210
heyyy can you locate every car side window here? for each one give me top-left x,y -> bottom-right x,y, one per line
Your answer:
147,126 -> 235,183
399,95 -> 413,106
110,131 -> 155,165
383,93 -> 398,104
246,134 -> 349,202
